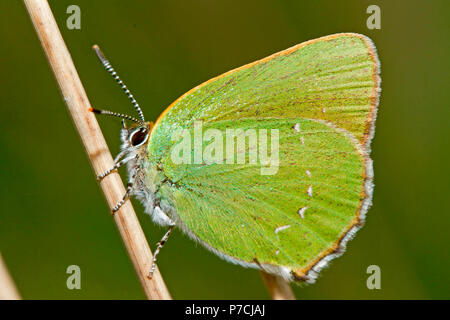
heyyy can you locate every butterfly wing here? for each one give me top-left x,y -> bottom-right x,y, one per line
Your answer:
146,33 -> 380,282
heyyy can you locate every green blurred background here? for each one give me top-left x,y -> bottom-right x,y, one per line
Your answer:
0,0 -> 448,299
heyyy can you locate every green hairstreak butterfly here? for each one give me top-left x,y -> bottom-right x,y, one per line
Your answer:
91,33 -> 380,283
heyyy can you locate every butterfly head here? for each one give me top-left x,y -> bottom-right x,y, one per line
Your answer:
120,120 -> 153,150
90,44 -> 153,151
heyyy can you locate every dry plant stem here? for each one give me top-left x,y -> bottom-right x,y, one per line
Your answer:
0,253 -> 21,300
23,0 -> 171,300
260,271 -> 296,300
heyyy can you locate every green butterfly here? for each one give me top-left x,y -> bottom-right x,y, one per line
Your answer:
92,33 -> 380,283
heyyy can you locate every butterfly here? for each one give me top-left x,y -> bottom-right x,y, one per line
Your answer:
91,33 -> 380,283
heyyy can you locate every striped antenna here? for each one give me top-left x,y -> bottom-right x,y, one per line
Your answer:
89,107 -> 145,127
93,45 -> 146,122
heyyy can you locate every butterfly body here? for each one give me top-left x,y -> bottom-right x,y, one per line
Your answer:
99,33 -> 380,283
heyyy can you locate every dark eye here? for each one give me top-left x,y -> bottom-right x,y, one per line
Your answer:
129,128 -> 148,146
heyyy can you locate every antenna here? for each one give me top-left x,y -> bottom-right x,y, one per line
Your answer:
92,45 -> 146,122
89,107 -> 145,127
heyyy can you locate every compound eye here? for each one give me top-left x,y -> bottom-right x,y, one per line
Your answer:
129,128 -> 149,147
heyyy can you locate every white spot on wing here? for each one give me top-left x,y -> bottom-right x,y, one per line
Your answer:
275,250 -> 280,255
293,123 -> 300,132
307,185 -> 313,197
306,170 -> 311,177
275,225 -> 291,234
298,206 -> 308,219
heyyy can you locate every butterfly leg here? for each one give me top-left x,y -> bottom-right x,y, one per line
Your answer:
97,152 -> 136,181
148,225 -> 174,279
112,183 -> 133,213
